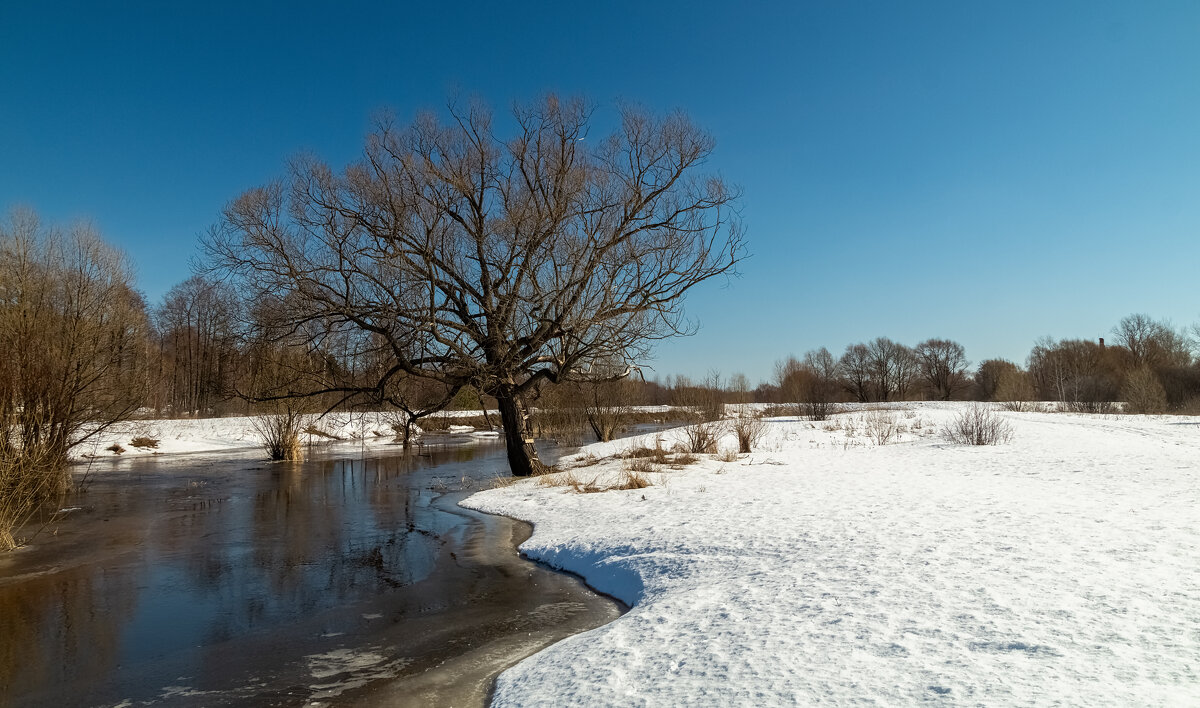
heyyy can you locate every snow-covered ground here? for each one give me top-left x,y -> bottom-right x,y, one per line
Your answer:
73,411 -> 408,459
463,403 -> 1200,706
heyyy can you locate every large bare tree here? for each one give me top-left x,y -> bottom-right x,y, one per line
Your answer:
205,96 -> 744,475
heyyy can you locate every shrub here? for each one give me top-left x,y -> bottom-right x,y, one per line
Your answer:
251,409 -> 307,461
732,411 -> 766,453
1121,366 -> 1167,414
129,437 -> 159,449
942,405 -> 1014,445
0,445 -> 63,551
681,420 -> 723,454
863,410 -> 899,445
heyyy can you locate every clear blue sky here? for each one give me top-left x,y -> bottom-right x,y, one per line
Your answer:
3,1 -> 1198,385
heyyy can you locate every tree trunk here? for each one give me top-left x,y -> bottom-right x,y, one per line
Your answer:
495,388 -> 549,477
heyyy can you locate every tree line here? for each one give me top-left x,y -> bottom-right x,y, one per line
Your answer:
764,320 -> 1196,419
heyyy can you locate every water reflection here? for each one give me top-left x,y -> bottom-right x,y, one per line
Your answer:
0,437 -> 519,705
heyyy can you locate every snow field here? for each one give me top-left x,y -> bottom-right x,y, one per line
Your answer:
463,403 -> 1200,706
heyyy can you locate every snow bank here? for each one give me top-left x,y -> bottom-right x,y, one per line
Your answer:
463,403 -> 1200,706
73,411 -> 405,459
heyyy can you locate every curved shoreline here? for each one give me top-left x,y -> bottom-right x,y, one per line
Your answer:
339,490 -> 627,708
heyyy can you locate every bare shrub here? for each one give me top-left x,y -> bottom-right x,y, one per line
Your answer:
681,420 -> 723,454
942,405 -> 1014,445
863,410 -> 899,445
129,437 -> 159,449
105,443 -> 126,455
732,411 -> 766,453
717,449 -> 738,463
251,408 -> 308,461
1121,366 -> 1168,414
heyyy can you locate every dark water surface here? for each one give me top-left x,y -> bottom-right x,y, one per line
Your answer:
0,435 -> 625,707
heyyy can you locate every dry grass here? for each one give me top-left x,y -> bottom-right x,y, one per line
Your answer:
625,457 -> 659,474
489,474 -> 519,489
613,470 -> 652,490
716,449 -> 739,463
129,436 -> 159,449
105,443 -> 126,454
535,463 -> 654,494
621,442 -> 671,464
671,452 -> 699,467
302,425 -> 342,440
574,452 -> 602,467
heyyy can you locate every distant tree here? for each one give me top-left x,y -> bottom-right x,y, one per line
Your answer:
1112,314 -> 1190,370
153,275 -> 242,415
866,337 -> 915,401
914,338 -> 969,400
973,359 -> 1018,401
774,355 -> 805,408
726,373 -> 752,404
973,358 -> 1034,403
206,96 -> 745,476
1028,337 -> 1120,411
799,347 -> 841,419
839,343 -> 873,402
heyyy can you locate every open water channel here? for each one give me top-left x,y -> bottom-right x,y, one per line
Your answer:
0,433 -> 635,707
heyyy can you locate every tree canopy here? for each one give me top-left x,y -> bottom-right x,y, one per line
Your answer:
205,96 -> 745,475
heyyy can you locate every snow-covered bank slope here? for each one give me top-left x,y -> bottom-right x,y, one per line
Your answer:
72,412 -> 404,459
463,404 -> 1200,706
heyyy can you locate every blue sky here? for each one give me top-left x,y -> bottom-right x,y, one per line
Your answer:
3,1 -> 1198,384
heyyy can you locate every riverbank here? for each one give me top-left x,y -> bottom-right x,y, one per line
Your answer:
1,440 -> 623,706
462,403 -> 1200,705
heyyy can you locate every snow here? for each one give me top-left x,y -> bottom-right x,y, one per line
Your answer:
72,411 -> 406,459
462,403 -> 1200,706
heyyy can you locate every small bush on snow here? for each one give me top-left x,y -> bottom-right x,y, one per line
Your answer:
942,404 -> 1014,445
863,411 -> 899,445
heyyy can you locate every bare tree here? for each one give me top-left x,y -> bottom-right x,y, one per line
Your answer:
153,275 -> 242,415
0,209 -> 150,470
863,337 -> 915,402
974,358 -> 1018,401
1112,314 -> 1190,370
839,343 -> 873,402
914,338 -> 969,400
1028,337 -> 1120,411
205,96 -> 744,476
774,355 -> 805,410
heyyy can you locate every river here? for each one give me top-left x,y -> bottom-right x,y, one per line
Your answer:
0,433 -> 629,707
